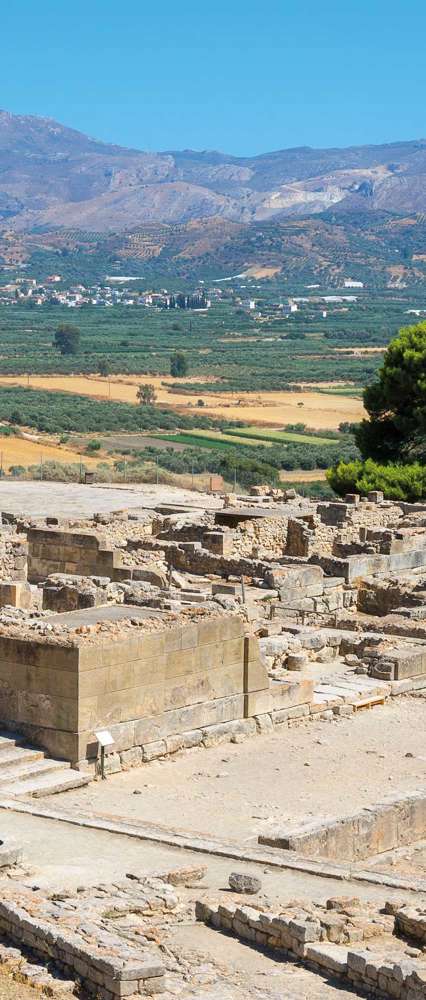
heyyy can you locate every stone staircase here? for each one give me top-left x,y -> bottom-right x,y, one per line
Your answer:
311,670 -> 391,713
0,733 -> 91,798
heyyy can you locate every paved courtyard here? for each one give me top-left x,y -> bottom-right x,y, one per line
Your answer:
0,481 -> 221,517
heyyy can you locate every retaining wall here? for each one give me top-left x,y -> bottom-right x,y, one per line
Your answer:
27,528 -> 128,583
197,899 -> 426,1000
259,790 -> 426,861
0,898 -> 164,996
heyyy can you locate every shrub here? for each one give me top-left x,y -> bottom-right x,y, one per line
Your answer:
327,459 -> 426,502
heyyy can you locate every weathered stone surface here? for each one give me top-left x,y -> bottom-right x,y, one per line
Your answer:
228,873 -> 262,895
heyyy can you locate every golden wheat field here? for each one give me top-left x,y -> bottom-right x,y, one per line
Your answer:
0,434 -> 100,472
0,375 -> 365,430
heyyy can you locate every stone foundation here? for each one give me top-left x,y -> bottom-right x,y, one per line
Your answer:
258,790 -> 426,861
197,896 -> 426,1000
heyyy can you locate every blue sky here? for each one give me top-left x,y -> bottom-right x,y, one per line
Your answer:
1,0 -> 425,155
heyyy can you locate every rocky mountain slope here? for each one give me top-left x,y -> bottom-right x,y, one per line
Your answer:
1,110 -> 426,231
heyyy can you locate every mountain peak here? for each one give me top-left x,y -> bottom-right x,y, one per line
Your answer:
0,110 -> 425,231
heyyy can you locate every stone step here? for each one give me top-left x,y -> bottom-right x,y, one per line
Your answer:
5,768 -> 91,799
0,732 -> 21,749
0,758 -> 69,788
0,746 -> 45,770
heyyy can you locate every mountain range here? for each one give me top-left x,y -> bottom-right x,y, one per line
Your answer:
1,110 -> 426,232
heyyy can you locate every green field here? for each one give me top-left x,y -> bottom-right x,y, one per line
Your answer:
317,386 -> 364,398
152,432 -> 261,452
224,426 -> 337,445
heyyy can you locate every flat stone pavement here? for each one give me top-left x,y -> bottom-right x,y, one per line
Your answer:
53,699 -> 426,845
0,806 -> 424,909
0,481 -> 222,517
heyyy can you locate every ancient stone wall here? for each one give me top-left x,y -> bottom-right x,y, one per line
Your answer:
0,890 -> 165,996
197,898 -> 426,1000
259,790 -> 426,861
230,516 -> 288,559
0,530 -> 28,581
0,616 -> 272,764
286,501 -> 408,562
27,528 -> 127,583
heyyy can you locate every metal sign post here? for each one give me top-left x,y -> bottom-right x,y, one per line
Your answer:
94,729 -> 114,780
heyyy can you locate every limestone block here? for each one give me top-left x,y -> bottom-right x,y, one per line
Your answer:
254,713 -> 274,734
202,718 -> 255,748
103,752 -> 122,775
229,872 -> 261,894
142,741 -> 167,761
120,747 -> 143,769
17,690 -> 78,731
183,729 -> 203,748
79,667 -> 110,699
165,734 -> 184,754
244,690 -> 272,716
287,653 -> 308,671
305,943 -> 348,975
164,647 -> 200,678
245,657 -> 269,693
270,677 -> 314,710
274,704 -> 309,724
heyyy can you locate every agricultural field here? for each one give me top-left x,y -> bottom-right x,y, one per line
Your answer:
0,279 -> 417,488
0,375 -> 365,430
0,432 -> 100,473
223,426 -> 337,445
0,284 -> 424,393
154,431 -> 274,449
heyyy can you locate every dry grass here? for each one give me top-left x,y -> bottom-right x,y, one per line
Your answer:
279,469 -> 327,482
0,433 -> 101,472
243,265 -> 281,278
0,375 -> 365,430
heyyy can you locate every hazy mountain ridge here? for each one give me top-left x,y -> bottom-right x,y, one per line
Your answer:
1,111 -> 426,231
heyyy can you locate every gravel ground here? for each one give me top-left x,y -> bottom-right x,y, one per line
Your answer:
162,923 -> 372,999
0,968 -> 75,999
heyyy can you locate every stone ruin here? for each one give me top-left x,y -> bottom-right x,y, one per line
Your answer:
0,486 -> 424,997
0,487 -> 423,776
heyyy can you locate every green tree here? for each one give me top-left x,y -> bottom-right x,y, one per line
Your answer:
170,351 -> 188,378
355,322 -> 426,462
54,324 -> 81,356
98,359 -> 110,377
136,384 -> 156,405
